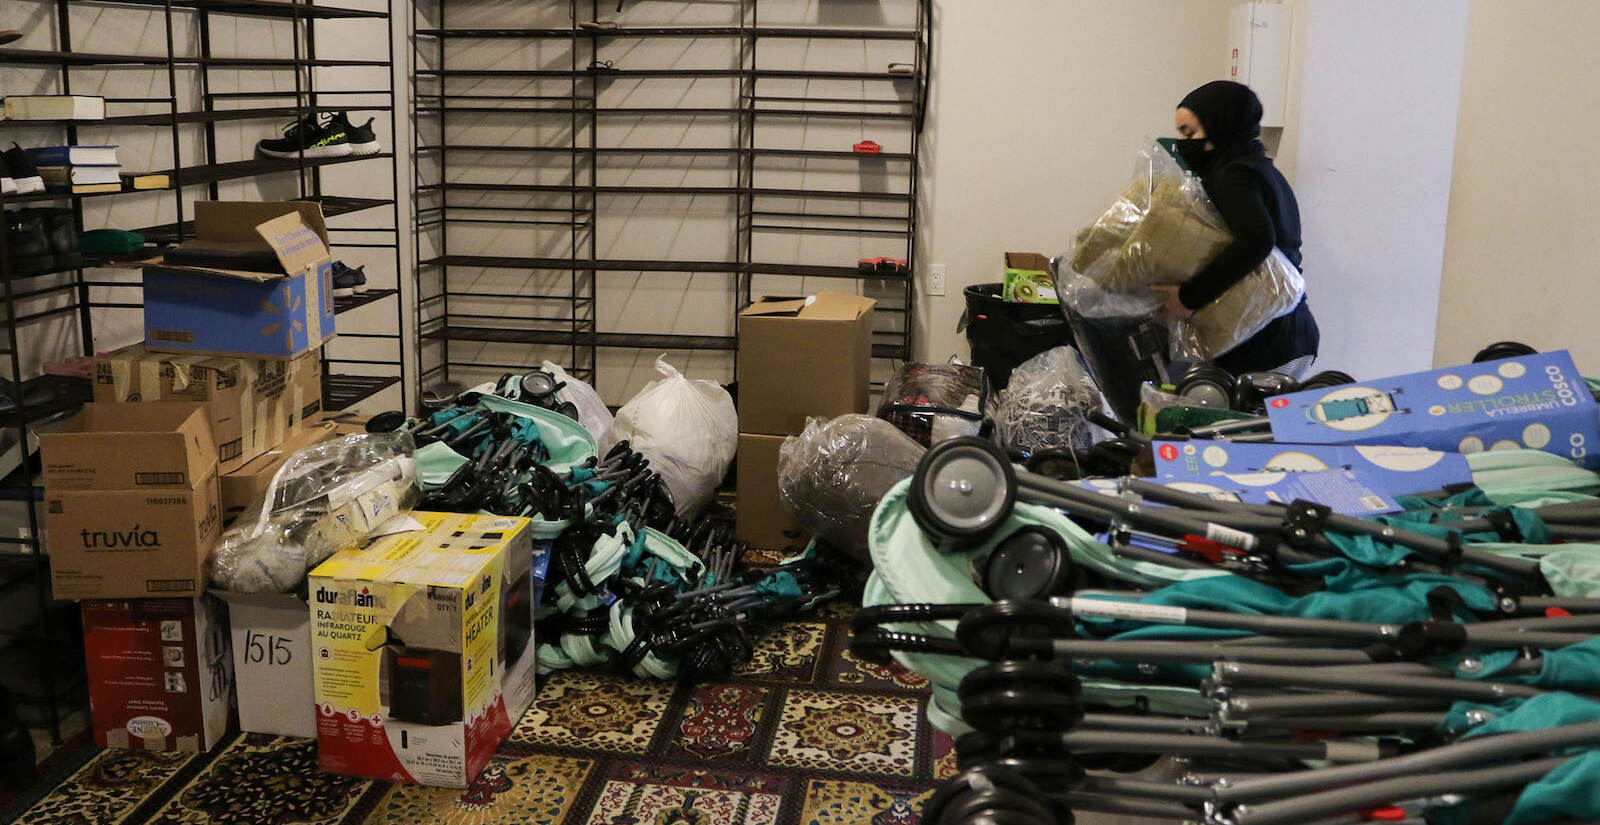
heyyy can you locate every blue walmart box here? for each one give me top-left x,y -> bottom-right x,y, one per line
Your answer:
143,202 -> 336,360
1264,351 -> 1599,467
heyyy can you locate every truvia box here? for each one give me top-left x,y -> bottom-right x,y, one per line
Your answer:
142,201 -> 336,360
1264,351 -> 1600,468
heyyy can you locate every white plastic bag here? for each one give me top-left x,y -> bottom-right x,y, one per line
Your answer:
600,356 -> 737,517
543,360 -> 613,439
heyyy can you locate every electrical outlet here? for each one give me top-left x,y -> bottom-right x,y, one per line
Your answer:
929,263 -> 947,296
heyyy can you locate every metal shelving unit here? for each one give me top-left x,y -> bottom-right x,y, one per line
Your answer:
413,0 -> 930,396
0,0 -> 404,743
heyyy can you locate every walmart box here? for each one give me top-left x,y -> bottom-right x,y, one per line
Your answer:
1265,351 -> 1599,467
143,202 -> 336,360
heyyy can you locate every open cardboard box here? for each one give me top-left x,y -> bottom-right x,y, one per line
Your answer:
142,202 -> 337,360
41,402 -> 222,599
737,291 -> 876,436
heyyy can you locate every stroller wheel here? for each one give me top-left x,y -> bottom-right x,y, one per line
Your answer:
909,437 -> 1016,549
983,527 -> 1074,601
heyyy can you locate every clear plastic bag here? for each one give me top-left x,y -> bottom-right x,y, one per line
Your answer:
1170,247 -> 1306,361
542,360 -> 613,439
1059,141 -> 1306,363
989,346 -> 1104,455
600,356 -> 737,518
876,363 -> 986,446
778,414 -> 925,561
209,432 -> 421,593
1070,144 -> 1230,291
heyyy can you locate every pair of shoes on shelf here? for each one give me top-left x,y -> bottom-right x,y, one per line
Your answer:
330,259 -> 368,296
256,111 -> 381,160
3,207 -> 81,275
0,143 -> 45,195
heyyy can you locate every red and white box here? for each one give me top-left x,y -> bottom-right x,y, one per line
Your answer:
82,596 -> 234,752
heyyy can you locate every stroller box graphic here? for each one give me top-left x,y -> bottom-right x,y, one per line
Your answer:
309,512 -> 535,787
1265,351 -> 1600,468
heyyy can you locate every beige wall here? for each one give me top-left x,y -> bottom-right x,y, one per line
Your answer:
914,0 -> 1237,363
1434,0 -> 1600,369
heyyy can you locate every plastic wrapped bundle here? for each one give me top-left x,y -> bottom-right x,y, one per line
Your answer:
1061,141 -> 1306,362
990,346 -> 1103,455
210,432 -> 421,593
876,363 -> 986,446
778,415 -> 925,561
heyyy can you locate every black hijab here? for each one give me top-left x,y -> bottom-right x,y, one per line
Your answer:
1179,80 -> 1264,149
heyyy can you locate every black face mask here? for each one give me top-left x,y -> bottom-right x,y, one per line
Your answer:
1173,137 -> 1213,171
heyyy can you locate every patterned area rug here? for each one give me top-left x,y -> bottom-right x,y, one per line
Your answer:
9,606 -> 955,825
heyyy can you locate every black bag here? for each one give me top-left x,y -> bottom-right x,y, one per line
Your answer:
959,283 -> 1075,391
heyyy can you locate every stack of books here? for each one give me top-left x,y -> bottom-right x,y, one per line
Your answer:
27,144 -> 122,194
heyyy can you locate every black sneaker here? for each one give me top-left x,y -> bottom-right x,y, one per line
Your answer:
3,211 -> 52,274
3,144 -> 44,194
256,115 -> 352,160
330,260 -> 367,296
24,207 -> 80,269
331,112 -> 381,156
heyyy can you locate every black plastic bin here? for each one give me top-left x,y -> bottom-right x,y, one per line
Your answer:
959,283 -> 1076,392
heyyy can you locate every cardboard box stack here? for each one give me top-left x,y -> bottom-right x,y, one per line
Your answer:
735,291 -> 876,549
36,201 -> 343,754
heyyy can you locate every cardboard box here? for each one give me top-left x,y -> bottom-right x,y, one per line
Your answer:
42,403 -> 222,599
82,596 -> 234,752
735,433 -> 810,550
1265,351 -> 1600,468
1002,252 -> 1058,304
95,343 -> 324,473
309,512 -> 537,787
1152,441 -> 1473,498
738,291 -> 876,436
214,591 -> 314,739
220,417 -> 360,523
142,202 -> 336,360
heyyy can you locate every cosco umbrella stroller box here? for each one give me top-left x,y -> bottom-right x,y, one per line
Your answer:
308,512 -> 536,787
141,201 -> 336,360
1264,351 -> 1600,467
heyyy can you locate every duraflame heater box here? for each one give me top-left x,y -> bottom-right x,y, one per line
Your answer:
1265,351 -> 1600,468
82,596 -> 234,753
308,512 -> 535,787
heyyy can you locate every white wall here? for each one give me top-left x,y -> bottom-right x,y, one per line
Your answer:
1278,0 -> 1467,380
914,0 -> 1236,363
1434,0 -> 1600,370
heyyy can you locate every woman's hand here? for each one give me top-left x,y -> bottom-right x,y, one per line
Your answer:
1151,285 -> 1193,320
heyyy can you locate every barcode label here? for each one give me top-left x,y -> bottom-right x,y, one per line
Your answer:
302,400 -> 322,419
219,439 -> 243,462
147,579 -> 196,593
150,330 -> 195,343
136,471 -> 187,486
1359,495 -> 1387,511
